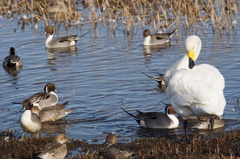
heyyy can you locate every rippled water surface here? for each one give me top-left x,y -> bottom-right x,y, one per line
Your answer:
0,17 -> 240,144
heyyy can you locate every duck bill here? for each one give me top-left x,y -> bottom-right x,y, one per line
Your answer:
55,88 -> 61,93
20,105 -> 25,112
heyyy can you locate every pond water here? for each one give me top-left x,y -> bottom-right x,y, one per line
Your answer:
0,13 -> 240,145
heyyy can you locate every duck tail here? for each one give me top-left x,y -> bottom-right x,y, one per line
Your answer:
170,28 -> 177,37
120,107 -> 141,124
142,72 -> 164,84
78,30 -> 91,39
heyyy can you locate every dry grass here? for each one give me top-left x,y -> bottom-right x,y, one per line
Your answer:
0,129 -> 239,158
0,0 -> 238,33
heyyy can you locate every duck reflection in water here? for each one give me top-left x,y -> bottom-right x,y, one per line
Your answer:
46,46 -> 77,67
143,44 -> 170,56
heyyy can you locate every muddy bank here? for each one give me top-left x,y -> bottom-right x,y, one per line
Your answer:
0,129 -> 239,158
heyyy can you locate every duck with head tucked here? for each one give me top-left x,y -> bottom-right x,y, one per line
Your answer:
27,83 -> 58,109
3,47 -> 22,68
37,134 -> 69,159
31,101 -> 74,122
45,25 -> 79,48
105,134 -> 135,159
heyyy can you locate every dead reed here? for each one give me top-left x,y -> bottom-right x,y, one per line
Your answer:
85,0 -> 238,33
0,0 -> 238,33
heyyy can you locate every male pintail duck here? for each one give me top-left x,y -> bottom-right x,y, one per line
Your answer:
20,99 -> 42,139
121,104 -> 179,129
37,134 -> 69,159
166,35 -> 226,143
45,25 -> 79,48
31,102 -> 74,122
143,29 -> 176,46
142,72 -> 165,86
105,134 -> 134,159
3,47 -> 22,67
27,83 -> 58,109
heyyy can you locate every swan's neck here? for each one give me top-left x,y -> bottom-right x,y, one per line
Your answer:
194,41 -> 202,61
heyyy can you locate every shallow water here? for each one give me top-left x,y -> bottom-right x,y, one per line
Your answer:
0,14 -> 240,145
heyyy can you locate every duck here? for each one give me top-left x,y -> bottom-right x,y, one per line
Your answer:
142,72 -> 165,85
27,83 -> 58,109
192,119 -> 225,130
20,99 -> 42,139
166,35 -> 226,143
3,47 -> 22,67
45,25 -> 79,48
37,134 -> 69,159
143,29 -> 176,46
31,102 -> 74,122
121,104 -> 179,129
105,134 -> 134,159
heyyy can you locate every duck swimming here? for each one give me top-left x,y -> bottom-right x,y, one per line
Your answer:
45,25 -> 79,48
3,47 -> 22,67
121,104 -> 179,129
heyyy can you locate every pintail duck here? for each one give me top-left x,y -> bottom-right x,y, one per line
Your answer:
37,134 -> 69,159
142,72 -> 165,86
166,35 -> 226,143
143,29 -> 176,46
20,99 -> 42,139
27,83 -> 58,109
31,102 -> 74,122
3,47 -> 22,67
105,134 -> 134,159
192,119 -> 225,130
45,25 -> 79,48
121,104 -> 179,129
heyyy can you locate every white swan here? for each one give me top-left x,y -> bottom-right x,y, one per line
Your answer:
144,36 -> 201,86
166,35 -> 226,142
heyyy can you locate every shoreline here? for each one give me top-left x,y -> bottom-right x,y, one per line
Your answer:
1,129 -> 239,158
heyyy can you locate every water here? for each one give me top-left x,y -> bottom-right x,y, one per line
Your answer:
0,15 -> 239,145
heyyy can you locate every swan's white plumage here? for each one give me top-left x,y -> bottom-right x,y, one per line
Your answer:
166,35 -> 226,120
163,35 -> 202,85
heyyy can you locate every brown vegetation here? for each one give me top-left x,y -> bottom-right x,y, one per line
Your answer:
0,0 -> 238,33
0,129 -> 239,158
